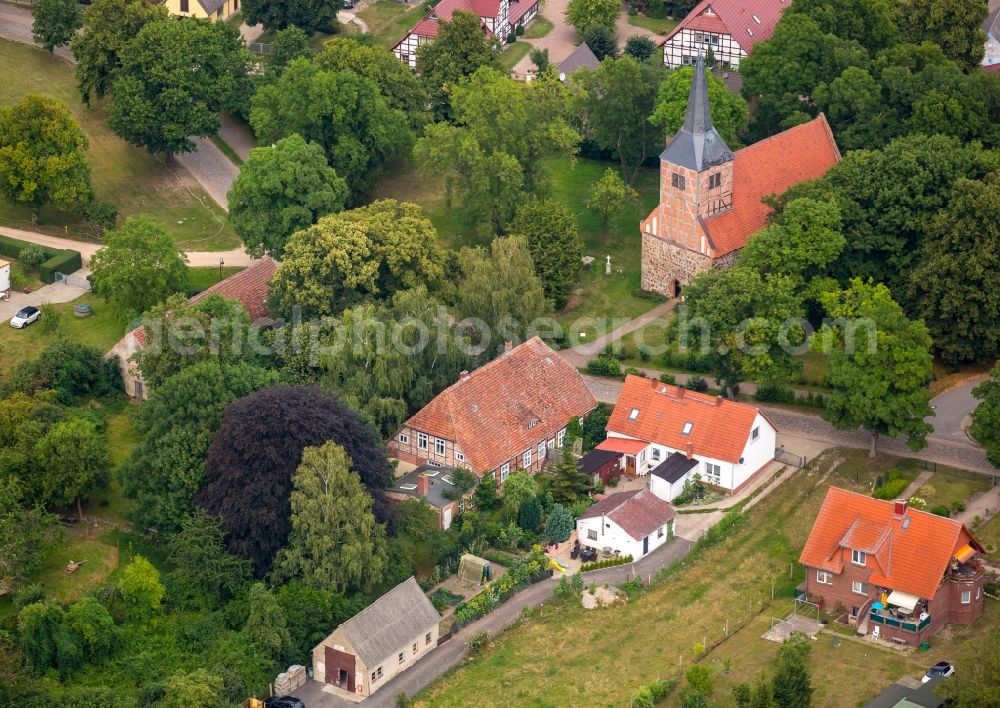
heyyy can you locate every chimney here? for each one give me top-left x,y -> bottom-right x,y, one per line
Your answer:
417,474 -> 429,496
677,387 -> 685,400
504,340 -> 513,353
459,370 -> 470,382
685,442 -> 694,460
893,499 -> 907,516
715,396 -> 723,406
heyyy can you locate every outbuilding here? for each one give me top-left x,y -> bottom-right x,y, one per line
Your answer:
576,489 -> 676,560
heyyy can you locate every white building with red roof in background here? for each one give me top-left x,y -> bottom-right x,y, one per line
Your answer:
662,0 -> 790,69
603,374 -> 776,497
640,53 -> 840,297
392,0 -> 539,69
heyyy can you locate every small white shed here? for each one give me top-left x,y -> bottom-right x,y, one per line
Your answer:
0,259 -> 10,295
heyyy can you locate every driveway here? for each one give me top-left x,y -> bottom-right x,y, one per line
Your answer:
0,280 -> 89,321
927,376 -> 987,444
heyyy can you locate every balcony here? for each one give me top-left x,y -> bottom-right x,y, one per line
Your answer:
869,609 -> 931,632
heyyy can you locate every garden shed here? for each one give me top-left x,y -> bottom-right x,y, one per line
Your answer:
457,553 -> 492,586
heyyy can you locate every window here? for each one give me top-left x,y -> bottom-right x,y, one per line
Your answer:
658,527 -> 664,538
851,549 -> 866,566
628,407 -> 640,420
852,581 -> 867,595
398,432 -> 409,445
399,652 -> 405,664
671,172 -> 686,190
413,642 -> 417,655
538,442 -> 546,460
500,463 -> 510,483
180,0 -> 188,10
557,429 -> 566,447
977,586 -> 981,599
417,432 -> 428,450
704,462 -> 721,485
709,173 -> 721,189
375,666 -> 383,680
434,438 -> 445,456
523,449 -> 532,468
751,426 -> 759,442
371,671 -> 376,682
426,632 -> 432,645
961,590 -> 971,605
587,529 -> 598,540
651,448 -> 661,461
816,570 -> 832,585
456,451 -> 466,463
682,422 -> 693,435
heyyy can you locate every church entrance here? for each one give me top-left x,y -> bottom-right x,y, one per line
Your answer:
672,279 -> 682,298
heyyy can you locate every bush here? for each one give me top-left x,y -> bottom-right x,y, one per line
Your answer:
872,477 -> 910,500
38,249 -> 82,283
952,500 -> 966,512
586,356 -> 622,377
607,475 -> 619,488
515,24 -> 525,35
580,554 -> 633,572
81,199 -> 119,232
659,372 -> 677,385
685,377 -> 709,392
754,382 -> 795,404
662,348 -> 714,373
506,32 -> 517,43
929,504 -> 951,517
18,245 -> 47,268
38,303 -> 63,335
466,630 -> 490,655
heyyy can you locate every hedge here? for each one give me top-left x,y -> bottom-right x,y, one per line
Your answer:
581,554 -> 634,572
0,234 -> 82,284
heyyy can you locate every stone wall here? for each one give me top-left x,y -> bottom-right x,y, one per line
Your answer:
712,248 -> 740,270
641,233 -> 712,296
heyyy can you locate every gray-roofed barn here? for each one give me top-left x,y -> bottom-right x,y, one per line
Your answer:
557,43 -> 600,80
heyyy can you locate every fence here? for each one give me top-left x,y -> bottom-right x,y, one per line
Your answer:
247,42 -> 272,55
55,271 -> 91,291
912,459 -> 998,486
775,448 -> 806,468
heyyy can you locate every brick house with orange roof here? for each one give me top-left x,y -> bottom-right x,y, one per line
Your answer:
800,487 -> 986,647
662,0 -> 791,70
603,374 -> 776,497
640,53 -> 841,297
106,257 -> 278,399
387,337 -> 597,483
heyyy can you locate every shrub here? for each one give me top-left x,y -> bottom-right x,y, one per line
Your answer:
580,554 -> 633,572
951,500 -> 966,512
586,356 -> 622,377
685,377 -> 709,392
39,303 -> 63,335
18,245 -> 46,268
607,476 -> 619,488
506,32 -> 517,43
466,630 -> 490,655
515,24 -> 525,35
872,477 -> 910,500
81,199 -> 118,232
659,372 -> 677,385
929,504 -> 951,517
754,382 -> 796,403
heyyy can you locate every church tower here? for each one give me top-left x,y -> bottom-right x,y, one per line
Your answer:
641,53 -> 735,296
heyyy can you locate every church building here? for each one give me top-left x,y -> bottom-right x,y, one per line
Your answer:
640,55 -> 841,297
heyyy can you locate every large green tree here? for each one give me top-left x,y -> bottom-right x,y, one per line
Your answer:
650,66 -> 748,148
570,55 -> 665,184
166,509 -> 253,608
228,134 -> 348,258
415,11 -> 502,119
242,583 -> 292,660
456,236 -> 550,355
672,267 -> 805,395
785,0 -> 898,54
565,0 -> 620,32
416,68 -> 579,235
814,279 -> 933,457
241,0 -> 339,33
511,199 -> 583,309
250,57 -> 412,204
896,0 -> 988,69
34,417 -> 110,520
32,0 -> 82,53
905,175 -> 1000,365
0,478 -> 60,594
120,361 -> 279,533
70,0 -> 168,105
88,215 -> 188,321
549,450 -> 590,504
587,167 -> 638,227
108,18 -> 251,155
159,669 -> 225,708
273,442 -> 388,594
270,200 -> 446,318
501,471 -> 536,516
971,364 -> 1000,468
117,555 -> 164,618
0,94 -> 92,219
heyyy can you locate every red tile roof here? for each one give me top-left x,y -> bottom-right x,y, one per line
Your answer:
189,256 -> 277,321
799,487 -> 985,600
667,0 -> 789,54
606,375 -> 766,463
579,488 -> 676,540
596,437 -> 649,455
402,337 -> 597,473
702,114 -> 840,255
401,0 -> 503,40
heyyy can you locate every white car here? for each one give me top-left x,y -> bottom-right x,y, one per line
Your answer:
10,306 -> 40,328
922,661 -> 954,683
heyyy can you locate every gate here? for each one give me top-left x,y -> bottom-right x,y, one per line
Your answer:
775,448 -> 805,468
55,272 -> 92,291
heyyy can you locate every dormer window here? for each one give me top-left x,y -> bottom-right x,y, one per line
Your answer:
628,408 -> 640,420
528,418 -> 538,429
851,549 -> 866,566
682,422 -> 693,435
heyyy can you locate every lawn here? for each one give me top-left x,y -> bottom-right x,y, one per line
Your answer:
33,534 -> 119,603
500,40 -> 532,70
522,15 -> 554,39
627,15 -> 679,35
975,513 -> 1000,560
188,264 -> 245,292
913,473 -> 993,514
357,1 -> 429,48
0,39 -> 239,251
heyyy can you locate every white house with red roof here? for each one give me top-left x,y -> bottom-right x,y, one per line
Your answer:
602,375 -> 776,497
392,0 -> 539,69
662,0 -> 790,69
576,488 -> 676,559
106,257 -> 278,399
640,53 -> 840,297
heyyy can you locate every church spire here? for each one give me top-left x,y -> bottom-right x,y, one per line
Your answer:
660,52 -> 734,172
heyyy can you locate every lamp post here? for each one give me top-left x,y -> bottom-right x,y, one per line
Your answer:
219,257 -> 224,281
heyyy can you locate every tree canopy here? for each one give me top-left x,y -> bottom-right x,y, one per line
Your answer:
0,94 -> 92,216
240,0 -> 340,33
108,18 -> 251,155
896,0 -> 987,69
650,66 -> 748,148
511,199 -> 584,309
195,385 -> 394,576
88,215 -> 188,321
166,509 -> 253,608
565,0 -> 620,33
971,364 -> 1000,469
32,0 -> 82,53
228,134 -> 348,259
270,199 -> 446,318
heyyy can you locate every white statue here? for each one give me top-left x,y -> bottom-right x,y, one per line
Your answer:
605,255 -> 611,275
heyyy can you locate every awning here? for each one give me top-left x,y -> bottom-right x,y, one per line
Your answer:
887,590 -> 920,612
596,438 -> 648,455
955,544 -> 976,563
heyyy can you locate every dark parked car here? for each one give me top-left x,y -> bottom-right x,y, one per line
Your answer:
264,697 -> 305,708
922,661 -> 954,683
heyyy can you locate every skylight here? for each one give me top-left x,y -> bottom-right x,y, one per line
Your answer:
442,475 -> 455,485
747,28 -> 753,36
629,408 -> 640,420
682,422 -> 693,435
425,470 -> 439,478
400,484 -> 417,491
752,14 -> 761,23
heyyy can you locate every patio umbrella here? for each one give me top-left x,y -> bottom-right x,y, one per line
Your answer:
872,602 -> 884,610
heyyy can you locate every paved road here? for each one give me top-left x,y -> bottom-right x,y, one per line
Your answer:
219,112 -> 258,161
927,377 -> 986,444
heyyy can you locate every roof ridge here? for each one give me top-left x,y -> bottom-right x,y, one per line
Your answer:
733,115 -> 829,157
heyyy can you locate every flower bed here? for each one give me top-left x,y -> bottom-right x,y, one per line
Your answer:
452,547 -> 551,628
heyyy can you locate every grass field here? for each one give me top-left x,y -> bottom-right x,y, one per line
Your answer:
0,39 -> 239,251
500,41 -> 532,70
627,15 -> 679,35
416,453 -> 994,707
975,513 -> 1000,560
914,473 -> 993,513
358,1 -> 429,48
522,15 -> 555,39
